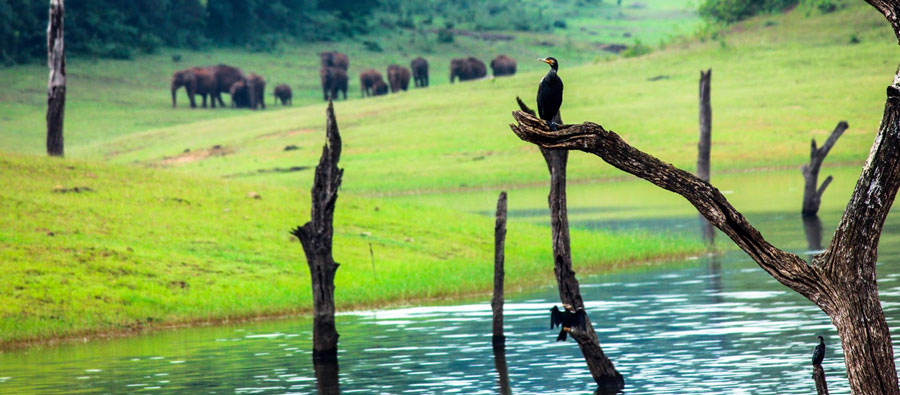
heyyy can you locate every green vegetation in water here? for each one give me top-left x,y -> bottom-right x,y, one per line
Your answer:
0,153 -> 702,347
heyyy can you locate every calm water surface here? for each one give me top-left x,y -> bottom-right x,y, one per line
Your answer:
3,208 -> 900,394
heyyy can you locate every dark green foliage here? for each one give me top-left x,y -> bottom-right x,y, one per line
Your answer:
0,0 -> 49,64
437,29 -> 454,43
362,40 -> 383,52
553,20 -> 567,29
698,0 -> 799,24
622,39 -> 652,58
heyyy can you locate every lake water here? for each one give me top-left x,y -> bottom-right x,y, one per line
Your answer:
3,174 -> 900,393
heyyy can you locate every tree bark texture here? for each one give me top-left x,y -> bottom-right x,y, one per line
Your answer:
516,97 -> 624,391
46,0 -> 65,157
802,121 -> 848,215
814,364 -> 831,395
291,101 -> 343,362
492,191 -> 507,350
510,65 -> 900,392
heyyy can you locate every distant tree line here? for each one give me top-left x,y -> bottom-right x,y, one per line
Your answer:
0,0 -> 378,65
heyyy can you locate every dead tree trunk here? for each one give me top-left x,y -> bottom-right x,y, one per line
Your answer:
697,69 -> 715,245
814,365 -> 830,395
492,191 -> 507,350
46,0 -> 65,157
516,98 -> 624,391
510,57 -> 900,391
802,121 -> 848,215
291,101 -> 343,362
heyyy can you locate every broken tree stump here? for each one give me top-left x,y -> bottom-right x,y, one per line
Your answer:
813,365 -> 830,395
697,69 -> 715,245
46,0 -> 66,157
492,191 -> 508,350
291,101 -> 343,362
516,97 -> 624,391
802,121 -> 848,215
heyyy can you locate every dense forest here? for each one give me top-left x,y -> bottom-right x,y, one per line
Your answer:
0,0 -> 831,65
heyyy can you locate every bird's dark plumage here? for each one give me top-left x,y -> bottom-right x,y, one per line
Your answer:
550,304 -> 586,342
812,335 -> 825,366
537,57 -> 563,131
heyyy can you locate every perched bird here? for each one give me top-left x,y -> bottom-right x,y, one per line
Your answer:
537,57 -> 564,131
812,335 -> 825,366
550,304 -> 587,342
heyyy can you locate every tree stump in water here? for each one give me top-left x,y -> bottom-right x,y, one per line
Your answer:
492,191 -> 507,350
515,97 -> 624,391
813,364 -> 830,395
697,69 -> 715,245
802,121 -> 847,215
292,101 -> 343,362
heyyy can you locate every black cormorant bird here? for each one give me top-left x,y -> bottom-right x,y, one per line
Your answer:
812,335 -> 825,366
550,304 -> 586,342
537,57 -> 563,131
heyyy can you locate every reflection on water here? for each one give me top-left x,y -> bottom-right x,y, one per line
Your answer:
2,209 -> 900,394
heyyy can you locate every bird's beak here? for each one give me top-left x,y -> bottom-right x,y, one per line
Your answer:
538,58 -> 550,64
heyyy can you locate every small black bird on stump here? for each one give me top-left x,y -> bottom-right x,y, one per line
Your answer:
537,57 -> 563,131
812,335 -> 825,366
550,304 -> 586,342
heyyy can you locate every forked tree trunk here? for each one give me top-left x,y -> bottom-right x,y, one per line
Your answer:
814,365 -> 830,395
492,191 -> 507,350
291,101 -> 343,362
510,50 -> 900,391
46,0 -> 65,157
802,121 -> 848,215
516,98 -> 624,391
697,69 -> 715,244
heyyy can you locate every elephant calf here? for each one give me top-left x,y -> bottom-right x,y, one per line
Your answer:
490,55 -> 517,77
274,84 -> 292,105
230,73 -> 266,110
387,64 -> 411,93
360,69 -> 386,98
450,57 -> 487,83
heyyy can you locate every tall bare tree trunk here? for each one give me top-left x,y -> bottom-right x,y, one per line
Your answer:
492,191 -> 507,350
697,69 -> 715,244
292,101 -> 343,362
510,50 -> 900,391
516,98 -> 624,391
802,122 -> 847,215
46,0 -> 65,157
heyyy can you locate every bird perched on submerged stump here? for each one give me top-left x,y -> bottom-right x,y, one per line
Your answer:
537,57 -> 563,131
812,335 -> 825,366
550,304 -> 586,342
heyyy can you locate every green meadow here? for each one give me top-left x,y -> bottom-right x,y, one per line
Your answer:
1,0 -> 896,346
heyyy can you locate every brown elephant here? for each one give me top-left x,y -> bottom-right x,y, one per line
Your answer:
319,51 -> 349,71
387,64 -> 411,93
359,69 -> 385,97
490,55 -> 517,77
320,67 -> 348,101
372,79 -> 389,96
208,64 -> 245,107
230,80 -> 251,108
247,72 -> 266,109
411,57 -> 429,88
171,67 -> 218,108
450,57 -> 487,83
273,84 -> 292,105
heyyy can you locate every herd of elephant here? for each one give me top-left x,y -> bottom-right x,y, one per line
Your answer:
170,52 -> 518,108
322,51 -> 518,101
171,64 -> 292,110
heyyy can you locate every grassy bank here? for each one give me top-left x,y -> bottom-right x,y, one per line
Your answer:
0,153 -> 702,347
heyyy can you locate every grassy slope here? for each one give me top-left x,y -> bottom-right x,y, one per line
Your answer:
0,153 -> 700,346
4,2 -> 884,198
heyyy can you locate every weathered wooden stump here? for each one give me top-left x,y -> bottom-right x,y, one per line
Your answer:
292,101 -> 343,362
802,121 -> 847,215
813,364 -> 830,395
515,97 -> 624,391
492,191 -> 508,350
46,0 -> 66,157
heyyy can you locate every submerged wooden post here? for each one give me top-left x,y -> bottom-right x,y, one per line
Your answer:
516,97 -> 624,391
697,69 -> 715,244
291,101 -> 343,361
46,0 -> 66,157
802,121 -> 848,215
813,365 -> 830,395
492,191 -> 508,350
